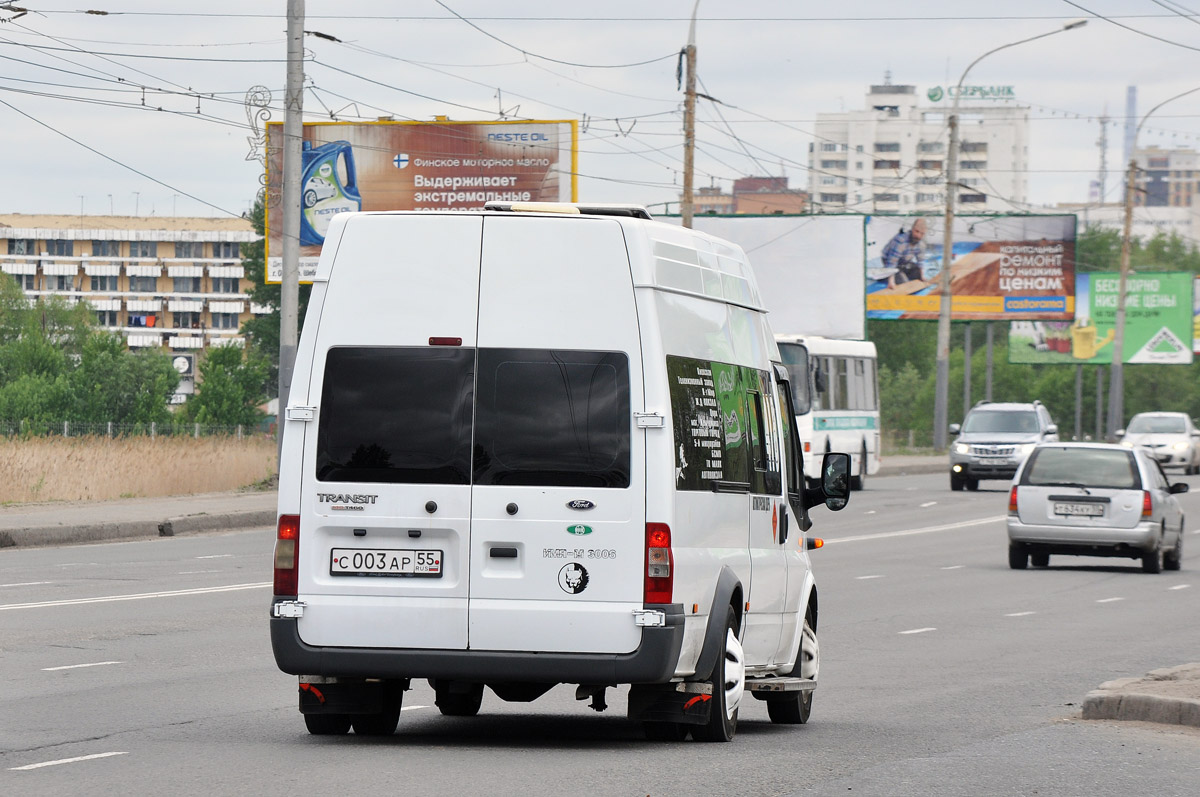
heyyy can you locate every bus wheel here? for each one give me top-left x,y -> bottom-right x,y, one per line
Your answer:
850,444 -> 867,491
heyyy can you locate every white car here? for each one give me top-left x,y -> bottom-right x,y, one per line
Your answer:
1119,412 -> 1200,475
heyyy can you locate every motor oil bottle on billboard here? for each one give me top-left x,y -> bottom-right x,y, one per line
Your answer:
300,140 -> 361,246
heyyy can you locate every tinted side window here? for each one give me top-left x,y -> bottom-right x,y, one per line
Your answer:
474,349 -> 630,488
316,347 -> 474,484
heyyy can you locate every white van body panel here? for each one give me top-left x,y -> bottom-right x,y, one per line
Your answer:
469,216 -> 644,654
275,208 -> 823,690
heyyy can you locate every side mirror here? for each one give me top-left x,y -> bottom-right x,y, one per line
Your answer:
1046,424 -> 1058,436
1170,482 -> 1189,494
948,423 -> 961,435
1116,428 -> 1126,438
821,452 -> 851,511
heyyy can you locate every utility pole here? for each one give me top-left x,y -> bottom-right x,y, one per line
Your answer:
280,0 -> 304,449
680,1 -> 699,229
1107,156 -> 1136,438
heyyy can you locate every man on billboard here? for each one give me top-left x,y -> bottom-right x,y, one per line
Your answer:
884,217 -> 928,288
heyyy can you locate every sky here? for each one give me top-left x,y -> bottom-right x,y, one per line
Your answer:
5,0 -> 1200,222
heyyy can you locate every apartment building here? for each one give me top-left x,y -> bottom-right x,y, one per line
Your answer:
809,81 -> 1030,214
1133,146 -> 1200,207
0,214 -> 265,400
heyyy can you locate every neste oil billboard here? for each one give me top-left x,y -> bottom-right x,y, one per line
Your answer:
264,119 -> 577,282
866,214 -> 1076,321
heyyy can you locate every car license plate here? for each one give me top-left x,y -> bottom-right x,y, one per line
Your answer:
330,548 -> 443,577
1053,502 -> 1104,517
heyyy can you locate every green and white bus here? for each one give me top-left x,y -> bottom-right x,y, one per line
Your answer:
776,335 -> 880,490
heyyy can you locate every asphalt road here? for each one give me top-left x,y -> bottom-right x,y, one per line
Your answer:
2,471 -> 1199,796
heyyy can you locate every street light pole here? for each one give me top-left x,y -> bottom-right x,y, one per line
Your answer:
1107,84 -> 1200,439
933,20 -> 1087,450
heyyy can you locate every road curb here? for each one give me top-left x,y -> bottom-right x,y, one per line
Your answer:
0,509 -> 276,550
1082,665 -> 1200,728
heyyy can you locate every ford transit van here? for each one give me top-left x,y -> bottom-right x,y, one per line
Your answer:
270,203 -> 850,742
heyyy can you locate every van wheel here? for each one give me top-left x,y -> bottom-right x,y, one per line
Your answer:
692,606 -> 744,742
643,721 -> 690,741
351,691 -> 403,736
435,682 -> 484,717
767,606 -> 817,724
850,445 -> 867,491
304,713 -> 351,735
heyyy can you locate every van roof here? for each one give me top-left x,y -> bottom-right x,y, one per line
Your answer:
317,210 -> 766,313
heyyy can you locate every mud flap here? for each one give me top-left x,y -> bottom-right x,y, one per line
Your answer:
628,682 -> 713,726
298,678 -> 409,715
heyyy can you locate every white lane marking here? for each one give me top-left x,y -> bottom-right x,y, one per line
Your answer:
864,510 -> 877,515
1096,597 -> 1125,604
10,752 -> 127,770
855,575 -> 884,580
176,570 -> 220,575
1191,530 -> 1200,535
0,582 -> 270,612
1005,611 -> 1036,617
919,501 -> 937,508
1168,584 -> 1190,591
899,627 -> 937,635
401,705 -> 430,711
0,581 -> 51,588
42,661 -> 121,672
941,565 -> 964,570
825,516 -> 1004,545
196,554 -> 233,560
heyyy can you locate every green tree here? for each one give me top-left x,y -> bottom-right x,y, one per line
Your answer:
67,333 -> 179,426
181,344 -> 270,428
241,196 -> 312,397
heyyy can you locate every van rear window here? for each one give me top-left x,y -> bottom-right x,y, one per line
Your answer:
474,349 -> 630,488
316,347 -> 474,484
315,347 -> 630,488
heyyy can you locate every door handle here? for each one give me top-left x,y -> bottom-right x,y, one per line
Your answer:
490,547 -> 518,559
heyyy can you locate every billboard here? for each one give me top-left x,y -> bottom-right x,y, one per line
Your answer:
264,119 -> 577,282
866,214 -> 1076,321
676,215 -> 867,340
1009,272 -> 1195,365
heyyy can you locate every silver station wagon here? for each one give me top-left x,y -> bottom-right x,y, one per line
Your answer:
1006,443 -> 1188,573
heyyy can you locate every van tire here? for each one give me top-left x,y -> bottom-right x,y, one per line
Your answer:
850,445 -> 867,491
351,691 -> 403,736
304,713 -> 351,735
767,606 -> 817,724
692,606 -> 743,743
435,682 -> 484,717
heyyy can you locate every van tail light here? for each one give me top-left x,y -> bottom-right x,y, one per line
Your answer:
274,514 -> 300,597
1142,490 -> 1153,518
645,522 -> 673,604
1008,486 -> 1019,514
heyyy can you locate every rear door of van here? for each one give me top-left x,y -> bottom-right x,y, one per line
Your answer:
295,214 -> 481,652
468,215 -> 646,654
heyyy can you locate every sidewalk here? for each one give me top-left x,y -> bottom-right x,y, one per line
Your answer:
0,489 -> 277,549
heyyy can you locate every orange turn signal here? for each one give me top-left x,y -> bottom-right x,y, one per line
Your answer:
806,537 -> 824,551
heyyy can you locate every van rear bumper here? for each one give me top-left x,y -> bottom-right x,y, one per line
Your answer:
270,603 -> 685,684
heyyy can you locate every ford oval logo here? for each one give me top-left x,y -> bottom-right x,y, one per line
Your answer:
566,500 -> 595,510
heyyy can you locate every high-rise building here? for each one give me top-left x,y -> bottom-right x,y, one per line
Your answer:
809,81 -> 1030,213
1132,146 -> 1200,207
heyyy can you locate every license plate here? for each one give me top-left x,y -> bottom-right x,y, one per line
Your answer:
330,548 -> 443,577
1053,502 -> 1104,517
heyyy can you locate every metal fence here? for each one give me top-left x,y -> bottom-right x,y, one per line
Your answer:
0,420 -> 269,439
